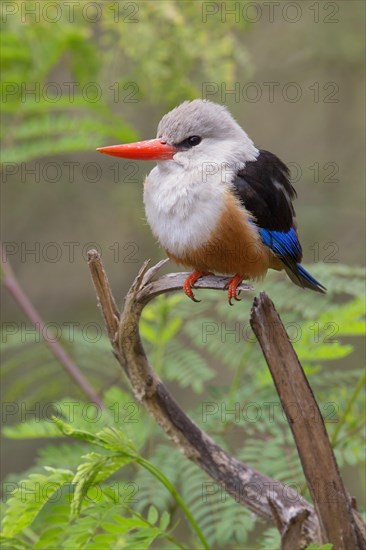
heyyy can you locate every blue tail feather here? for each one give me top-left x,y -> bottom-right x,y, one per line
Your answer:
285,263 -> 326,294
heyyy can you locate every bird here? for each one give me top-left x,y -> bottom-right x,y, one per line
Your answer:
97,99 -> 326,304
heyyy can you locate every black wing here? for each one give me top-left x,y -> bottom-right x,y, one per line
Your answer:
232,149 -> 297,233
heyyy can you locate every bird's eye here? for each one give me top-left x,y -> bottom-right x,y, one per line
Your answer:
187,136 -> 201,147
177,135 -> 202,148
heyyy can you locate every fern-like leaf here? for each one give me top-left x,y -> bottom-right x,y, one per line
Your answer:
1,467 -> 73,537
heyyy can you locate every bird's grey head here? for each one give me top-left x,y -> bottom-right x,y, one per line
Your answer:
157,99 -> 258,169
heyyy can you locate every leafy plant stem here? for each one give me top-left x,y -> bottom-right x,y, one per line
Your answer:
137,457 -> 210,550
160,532 -> 186,550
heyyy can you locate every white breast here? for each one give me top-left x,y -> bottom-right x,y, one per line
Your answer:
143,162 -> 227,256
143,135 -> 258,257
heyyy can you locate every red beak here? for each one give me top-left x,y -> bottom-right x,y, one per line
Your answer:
96,139 -> 177,160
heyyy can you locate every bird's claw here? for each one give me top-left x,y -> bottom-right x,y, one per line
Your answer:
184,272 -> 244,305
186,290 -> 201,303
183,270 -> 208,303
228,293 -> 242,306
226,275 -> 244,306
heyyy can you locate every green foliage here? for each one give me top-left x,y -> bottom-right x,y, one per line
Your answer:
104,1 -> 251,107
1,1 -> 138,163
1,1 -> 250,163
258,527 -> 281,549
32,497 -> 173,550
140,295 -> 215,393
1,414 -> 208,550
306,544 -> 333,550
0,329 -> 123,407
2,467 -> 74,538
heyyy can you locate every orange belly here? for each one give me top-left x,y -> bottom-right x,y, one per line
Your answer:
166,190 -> 282,278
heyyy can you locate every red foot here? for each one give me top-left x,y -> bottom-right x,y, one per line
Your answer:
183,271 -> 211,302
225,274 -> 244,306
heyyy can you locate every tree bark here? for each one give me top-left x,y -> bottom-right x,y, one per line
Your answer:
251,293 -> 366,549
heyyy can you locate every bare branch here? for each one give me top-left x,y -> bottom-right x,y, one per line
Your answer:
87,249 -> 120,342
268,497 -> 310,550
251,292 -> 366,549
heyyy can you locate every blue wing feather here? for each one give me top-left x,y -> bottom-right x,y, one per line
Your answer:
259,227 -> 302,261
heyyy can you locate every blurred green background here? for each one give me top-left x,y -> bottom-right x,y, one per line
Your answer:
1,1 -> 365,548
2,1 -> 364,315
